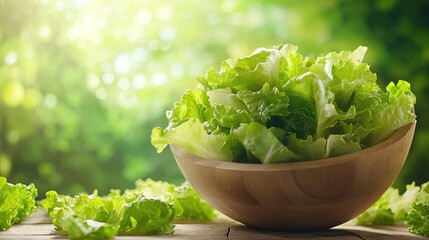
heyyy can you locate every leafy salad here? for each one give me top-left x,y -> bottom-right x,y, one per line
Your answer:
41,179 -> 216,239
2,177 -> 428,238
151,44 -> 416,163
355,181 -> 429,237
0,177 -> 38,230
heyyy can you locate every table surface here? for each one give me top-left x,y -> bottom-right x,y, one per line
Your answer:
0,209 -> 427,240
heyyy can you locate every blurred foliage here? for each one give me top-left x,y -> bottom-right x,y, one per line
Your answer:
0,0 -> 428,197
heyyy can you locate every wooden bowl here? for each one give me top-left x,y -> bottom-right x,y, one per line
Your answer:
170,122 -> 416,231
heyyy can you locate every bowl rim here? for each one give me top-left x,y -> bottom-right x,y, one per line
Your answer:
171,121 -> 416,171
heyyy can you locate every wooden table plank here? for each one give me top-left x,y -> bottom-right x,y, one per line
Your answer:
0,210 -> 426,240
334,225 -> 428,240
228,226 -> 361,240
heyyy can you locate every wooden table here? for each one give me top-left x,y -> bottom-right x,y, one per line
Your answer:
0,209 -> 426,239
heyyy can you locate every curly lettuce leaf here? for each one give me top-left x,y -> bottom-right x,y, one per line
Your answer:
364,80 -> 416,146
355,182 -> 423,225
152,44 -> 416,164
355,188 -> 395,225
227,122 -> 297,163
237,83 -> 289,123
197,45 -> 298,92
0,177 -> 38,231
405,202 -> 429,237
173,182 -> 217,221
356,181 -> 429,237
129,179 -> 217,222
166,88 -> 211,129
117,196 -> 175,235
151,118 -> 233,161
42,179 -> 216,238
58,215 -> 117,240
389,182 -> 421,222
43,191 -> 174,238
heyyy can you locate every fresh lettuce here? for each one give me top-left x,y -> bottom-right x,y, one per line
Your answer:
42,179 -> 216,239
405,202 -> 429,237
151,44 -> 416,163
0,177 -> 38,231
355,181 -> 429,237
127,179 -> 217,222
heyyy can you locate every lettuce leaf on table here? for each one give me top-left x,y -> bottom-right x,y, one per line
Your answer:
0,177 -> 38,231
151,44 -> 416,163
355,181 -> 429,237
405,202 -> 429,237
42,179 -> 216,239
127,179 -> 217,222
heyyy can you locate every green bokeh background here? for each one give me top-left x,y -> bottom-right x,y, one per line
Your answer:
0,0 -> 428,197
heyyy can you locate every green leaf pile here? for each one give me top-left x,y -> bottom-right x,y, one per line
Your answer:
42,179 -> 216,239
0,176 -> 38,230
127,179 -> 217,222
151,44 -> 416,163
355,181 -> 429,237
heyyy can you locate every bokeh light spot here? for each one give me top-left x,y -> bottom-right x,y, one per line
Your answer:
118,77 -> 131,90
2,81 -> 25,107
0,154 -> 12,177
87,74 -> 100,89
132,74 -> 146,89
114,53 -> 132,75
39,25 -> 51,38
7,131 -> 20,145
44,93 -> 57,108
95,87 -> 108,100
102,72 -> 115,85
5,52 -> 18,65
151,72 -> 167,86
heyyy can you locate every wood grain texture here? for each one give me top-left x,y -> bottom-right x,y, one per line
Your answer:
0,210 -> 426,239
171,122 -> 416,230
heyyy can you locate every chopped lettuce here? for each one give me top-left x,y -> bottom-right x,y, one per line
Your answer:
42,179 -> 216,239
151,44 -> 416,163
0,177 -> 38,231
355,181 -> 429,237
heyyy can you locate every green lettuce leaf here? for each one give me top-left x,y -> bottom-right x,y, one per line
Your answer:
197,45 -> 298,92
42,179 -> 216,238
405,202 -> 429,237
152,44 -> 416,163
151,118 -> 233,161
355,181 -> 429,237
355,188 -> 395,225
117,196 -> 175,235
364,80 -> 416,146
166,88 -> 211,129
227,122 -> 297,163
127,179 -> 217,222
0,177 -> 38,231
43,190 -> 174,238
389,183 -> 421,222
237,83 -> 289,124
